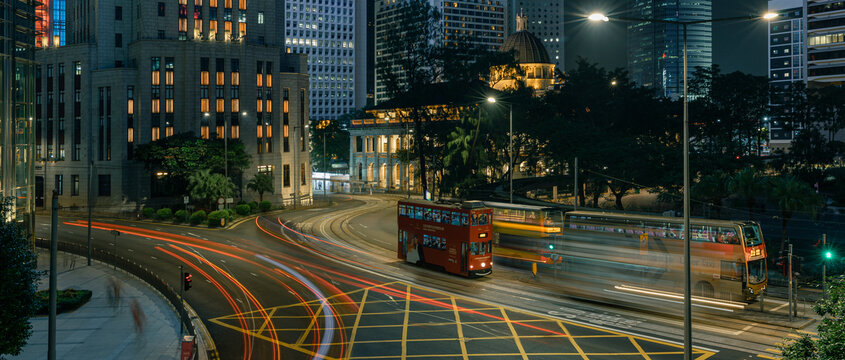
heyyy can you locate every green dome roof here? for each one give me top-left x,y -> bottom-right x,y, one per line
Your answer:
500,30 -> 552,64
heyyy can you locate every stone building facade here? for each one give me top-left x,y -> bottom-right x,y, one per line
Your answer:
35,0 -> 312,212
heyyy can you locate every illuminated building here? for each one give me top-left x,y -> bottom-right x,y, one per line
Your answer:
627,0 -> 713,98
491,13 -> 556,94
506,0 -> 564,72
35,0 -> 312,210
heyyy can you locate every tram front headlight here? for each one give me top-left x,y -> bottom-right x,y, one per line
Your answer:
481,262 -> 486,268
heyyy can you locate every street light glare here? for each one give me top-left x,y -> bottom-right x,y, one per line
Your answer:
487,97 -> 497,103
763,12 -> 778,20
588,13 -> 609,22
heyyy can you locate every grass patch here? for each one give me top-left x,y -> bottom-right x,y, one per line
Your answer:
35,288 -> 92,315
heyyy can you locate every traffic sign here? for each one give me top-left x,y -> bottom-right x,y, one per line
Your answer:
184,196 -> 189,204
217,197 -> 225,205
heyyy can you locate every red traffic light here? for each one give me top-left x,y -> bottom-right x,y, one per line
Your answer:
183,272 -> 192,291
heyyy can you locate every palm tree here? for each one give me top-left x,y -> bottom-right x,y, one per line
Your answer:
768,175 -> 823,252
246,173 -> 274,202
728,167 -> 767,220
187,169 -> 235,209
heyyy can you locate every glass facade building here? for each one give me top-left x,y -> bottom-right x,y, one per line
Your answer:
627,0 -> 712,98
2,0 -> 37,236
807,0 -> 845,84
767,0 -> 805,152
284,0 -> 358,121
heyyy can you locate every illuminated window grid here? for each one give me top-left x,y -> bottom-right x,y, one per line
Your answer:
127,128 -> 134,143
239,0 -> 245,10
210,0 -> 216,6
216,99 -> 225,113
166,126 -> 174,137
151,99 -> 160,113
231,72 -> 239,85
201,126 -> 209,139
265,100 -> 272,113
239,22 -> 246,37
231,99 -> 239,112
195,0 -> 202,5
225,0 -> 231,8
216,72 -> 224,85
265,74 -> 272,88
256,99 -> 263,113
231,125 -> 239,139
151,127 -> 160,141
201,71 -> 209,85
216,125 -> 224,138
201,98 -> 209,112
256,73 -> 263,87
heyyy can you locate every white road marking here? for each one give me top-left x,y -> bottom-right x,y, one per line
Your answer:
219,259 -> 226,263
127,249 -> 134,252
150,256 -> 157,260
771,302 -> 789,312
236,298 -> 243,303
359,223 -> 368,228
250,272 -> 258,277
187,233 -> 200,237
515,296 -> 536,302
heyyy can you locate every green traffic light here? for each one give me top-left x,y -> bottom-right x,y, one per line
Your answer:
826,251 -> 832,259
548,244 -> 554,250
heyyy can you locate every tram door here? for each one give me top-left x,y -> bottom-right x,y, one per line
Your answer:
461,243 -> 467,273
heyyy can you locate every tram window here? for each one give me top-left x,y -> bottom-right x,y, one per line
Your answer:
399,205 -> 405,216
415,207 -> 423,219
471,214 -> 478,226
470,242 -> 479,255
462,214 -> 469,226
423,234 -> 430,247
478,213 -> 489,226
452,212 -> 461,226
433,209 -> 441,223
479,241 -> 489,255
441,211 -> 450,224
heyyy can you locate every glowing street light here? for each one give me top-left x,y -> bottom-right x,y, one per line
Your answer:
588,13 -> 609,22
764,12 -> 779,20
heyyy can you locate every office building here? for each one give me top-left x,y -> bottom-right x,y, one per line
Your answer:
767,0 -> 806,152
35,0 -> 312,211
374,0 -> 506,104
285,0 -> 367,121
36,0 -> 67,47
627,0 -> 713,98
1,0 -> 37,236
506,0 -> 564,72
807,0 -> 845,85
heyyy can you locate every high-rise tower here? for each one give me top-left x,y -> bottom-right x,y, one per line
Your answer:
627,0 -> 712,98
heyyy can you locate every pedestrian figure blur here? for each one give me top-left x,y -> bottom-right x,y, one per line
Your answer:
130,299 -> 145,334
107,277 -> 122,310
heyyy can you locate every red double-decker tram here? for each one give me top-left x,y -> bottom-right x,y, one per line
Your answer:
398,200 -> 493,277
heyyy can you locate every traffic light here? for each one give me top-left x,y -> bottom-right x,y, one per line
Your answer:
184,272 -> 192,291
825,250 -> 833,260
548,243 -> 555,251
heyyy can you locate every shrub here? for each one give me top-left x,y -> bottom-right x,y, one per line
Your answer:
189,210 -> 207,225
174,209 -> 188,223
226,209 -> 235,217
142,207 -> 156,219
156,208 -> 173,220
35,288 -> 92,315
248,201 -> 258,213
235,204 -> 250,216
207,210 -> 228,227
259,200 -> 272,212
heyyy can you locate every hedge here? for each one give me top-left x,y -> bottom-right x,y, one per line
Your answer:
235,204 -> 250,216
248,201 -> 258,213
207,210 -> 228,227
174,209 -> 188,223
142,207 -> 157,219
259,200 -> 272,212
35,288 -> 92,315
190,210 -> 207,225
156,208 -> 173,221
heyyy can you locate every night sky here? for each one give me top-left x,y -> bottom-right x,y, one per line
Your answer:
563,0 -> 769,76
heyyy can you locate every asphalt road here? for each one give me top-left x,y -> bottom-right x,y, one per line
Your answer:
33,195 -> 818,360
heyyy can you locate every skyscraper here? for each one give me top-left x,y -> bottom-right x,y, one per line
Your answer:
35,0 -> 312,210
35,0 -> 67,47
374,0 -> 506,104
807,0 -> 845,85
767,0 -> 805,152
627,0 -> 712,98
506,0 -> 565,72
284,1 -> 363,121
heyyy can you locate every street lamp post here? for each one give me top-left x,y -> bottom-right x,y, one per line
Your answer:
485,97 -> 514,203
588,11 -> 778,360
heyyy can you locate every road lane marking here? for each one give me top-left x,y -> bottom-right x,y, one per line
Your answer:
402,285 -> 411,359
345,288 -> 369,358
757,355 -> 778,359
127,249 -> 134,252
771,302 -> 789,311
629,336 -> 652,360
250,272 -> 258,277
451,297 -> 469,360
150,256 -> 157,260
500,307 -> 529,360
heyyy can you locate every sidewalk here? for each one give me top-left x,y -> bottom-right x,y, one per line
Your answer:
11,250 -> 181,360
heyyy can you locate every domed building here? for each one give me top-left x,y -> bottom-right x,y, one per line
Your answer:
490,14 -> 557,94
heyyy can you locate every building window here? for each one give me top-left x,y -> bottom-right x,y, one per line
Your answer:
283,165 -> 290,187
258,11 -> 264,24
55,175 -> 63,195
301,163 -> 306,186
71,175 -> 79,196
115,6 -> 122,20
98,174 -> 111,196
158,30 -> 166,39
158,2 -> 166,16
115,33 -> 122,47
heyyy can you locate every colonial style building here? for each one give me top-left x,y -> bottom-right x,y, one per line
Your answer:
491,13 -> 556,94
35,0 -> 312,212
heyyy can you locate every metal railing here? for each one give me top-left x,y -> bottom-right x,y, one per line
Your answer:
33,238 -> 194,336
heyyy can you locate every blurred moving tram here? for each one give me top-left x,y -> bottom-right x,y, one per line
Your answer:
485,201 -> 768,302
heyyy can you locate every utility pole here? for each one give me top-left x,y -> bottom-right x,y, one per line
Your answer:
788,243 -> 793,322
823,233 -> 827,296
573,157 -> 578,210
48,191 -> 58,360
179,265 -> 184,336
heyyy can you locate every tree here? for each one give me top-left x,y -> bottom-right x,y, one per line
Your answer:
188,169 -> 236,209
0,197 -> 40,357
728,167 -> 767,220
767,175 -> 823,252
246,173 -> 274,202
134,133 -> 250,196
692,171 -> 729,218
779,277 -> 845,359
310,118 -> 351,171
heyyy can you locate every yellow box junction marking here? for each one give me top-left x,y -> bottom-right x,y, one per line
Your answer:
208,280 -> 718,360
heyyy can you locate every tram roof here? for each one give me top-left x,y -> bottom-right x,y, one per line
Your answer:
566,210 -> 751,227
483,201 -> 560,212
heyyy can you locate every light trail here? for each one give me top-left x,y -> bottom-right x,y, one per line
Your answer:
154,246 -> 252,360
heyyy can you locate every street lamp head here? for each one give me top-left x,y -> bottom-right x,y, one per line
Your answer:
610,80 -> 618,86
486,97 -> 497,104
763,12 -> 779,20
588,13 -> 609,22
203,112 -> 210,117
242,111 -> 247,116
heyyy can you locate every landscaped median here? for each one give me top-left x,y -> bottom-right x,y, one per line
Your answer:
139,200 -> 278,228
34,288 -> 92,315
